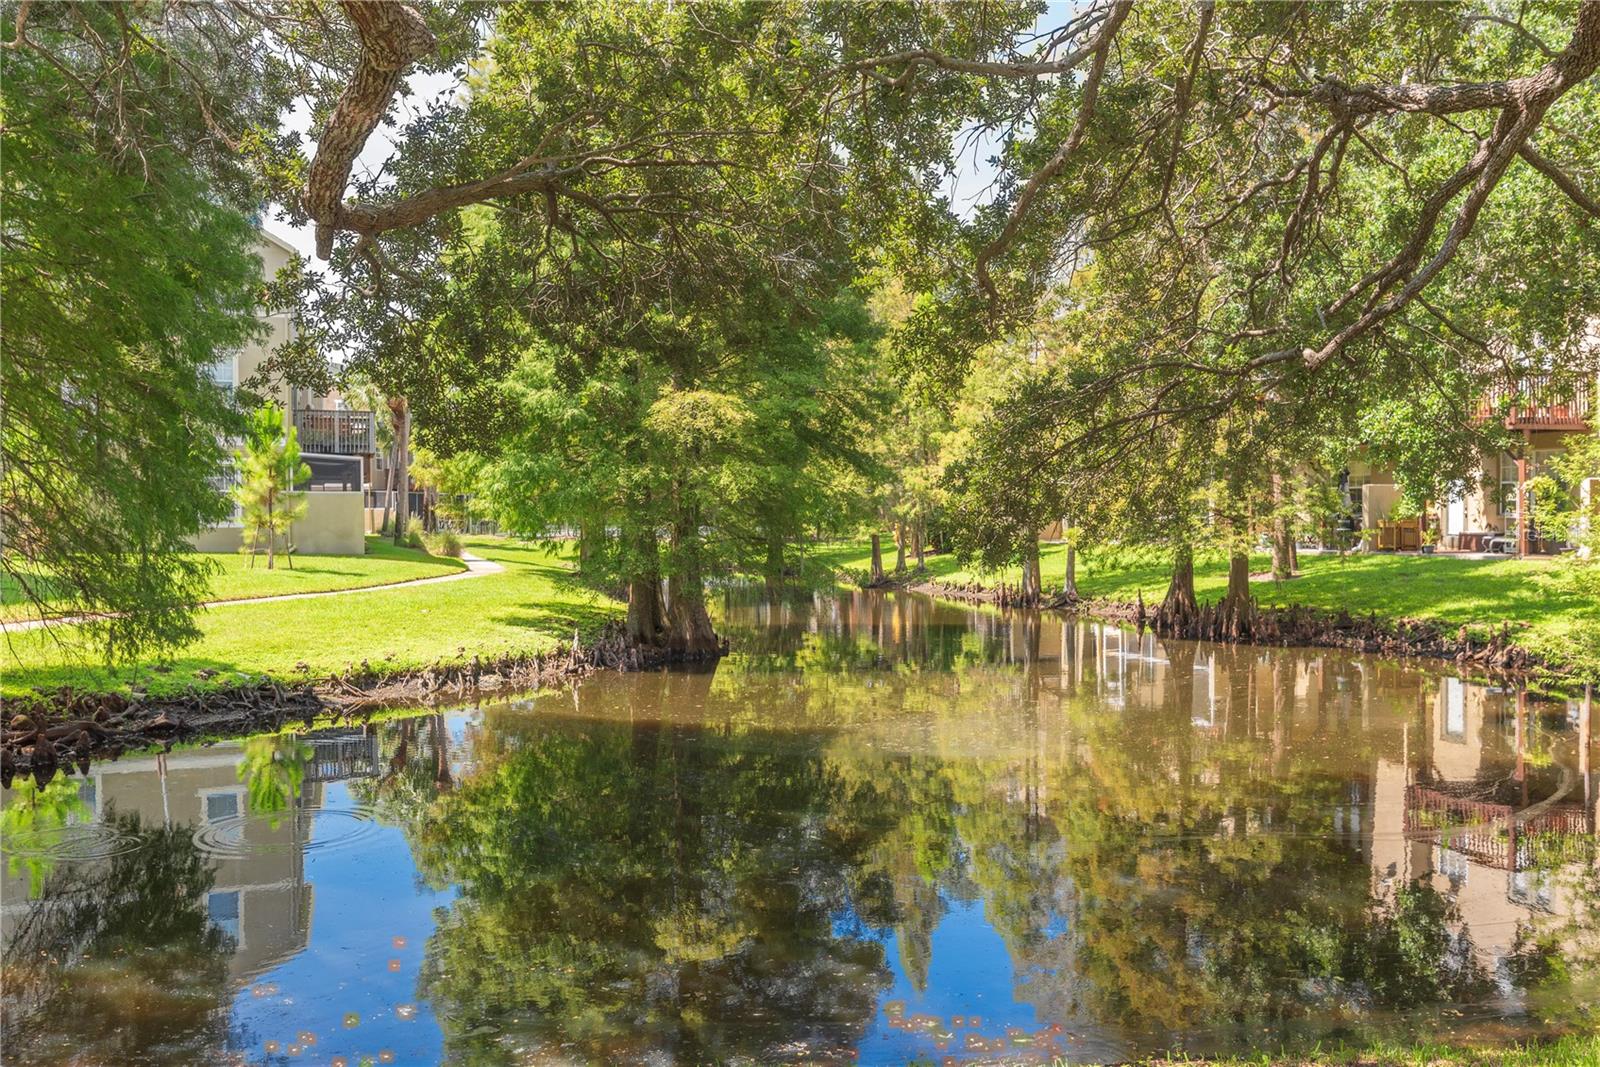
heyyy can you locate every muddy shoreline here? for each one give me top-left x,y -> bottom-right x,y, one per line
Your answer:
1,623 -> 711,790
900,577 -> 1563,682
3,579 -> 1576,790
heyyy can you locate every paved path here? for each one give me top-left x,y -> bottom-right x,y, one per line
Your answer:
0,552 -> 505,633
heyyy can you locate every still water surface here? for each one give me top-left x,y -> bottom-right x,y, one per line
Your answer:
2,590 -> 1596,1065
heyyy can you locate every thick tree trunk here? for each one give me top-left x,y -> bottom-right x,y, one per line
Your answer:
1162,542 -> 1198,619
893,522 -> 907,574
578,523 -> 604,576
665,577 -> 719,656
1219,549 -> 1254,637
664,506 -> 720,657
912,524 -> 926,572
1020,537 -> 1041,605
622,513 -> 666,644
764,529 -> 785,592
627,575 -> 666,645
1063,543 -> 1078,599
869,533 -> 886,585
389,397 -> 410,546
1223,550 -> 1251,604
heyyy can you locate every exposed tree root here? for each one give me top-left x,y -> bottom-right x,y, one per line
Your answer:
1,622 -> 726,789
904,578 -> 1554,679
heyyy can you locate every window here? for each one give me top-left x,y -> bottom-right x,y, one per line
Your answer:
204,351 -> 238,392
1438,846 -> 1469,893
208,891 -> 241,941
204,791 -> 240,822
1444,678 -> 1467,740
1499,454 -> 1523,520
1345,473 -> 1370,527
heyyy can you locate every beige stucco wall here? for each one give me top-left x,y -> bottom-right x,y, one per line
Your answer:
290,492 -> 366,555
1462,430 -> 1588,536
1359,482 -> 1402,549
189,493 -> 366,556
190,524 -> 245,553
217,231 -> 338,413
0,746 -> 313,985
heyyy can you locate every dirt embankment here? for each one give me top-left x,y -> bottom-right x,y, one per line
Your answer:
903,577 -> 1552,678
1,623 -> 713,790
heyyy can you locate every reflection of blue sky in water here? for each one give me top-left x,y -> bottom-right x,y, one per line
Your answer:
229,782 -> 455,1065
844,898 -> 1124,1066
3,596 -> 1595,1064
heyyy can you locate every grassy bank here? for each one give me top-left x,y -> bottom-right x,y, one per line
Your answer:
1129,1032 -> 1600,1065
1,535 -> 466,622
1,538 -> 621,698
805,540 -> 1598,681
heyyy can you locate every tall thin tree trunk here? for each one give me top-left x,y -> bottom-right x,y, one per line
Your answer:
379,451 -> 395,534
1271,473 -> 1294,580
869,533 -> 886,586
893,521 -> 907,574
266,495 -> 276,571
913,523 -> 926,572
1063,543 -> 1078,599
389,396 -> 410,546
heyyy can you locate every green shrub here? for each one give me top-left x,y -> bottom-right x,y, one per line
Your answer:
427,529 -> 463,558
405,518 -> 426,550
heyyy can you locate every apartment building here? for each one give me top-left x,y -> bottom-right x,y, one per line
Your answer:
191,230 -> 377,556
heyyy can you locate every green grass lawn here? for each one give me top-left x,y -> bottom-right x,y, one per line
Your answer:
2,537 -> 621,697
805,539 -> 1598,680
1130,1032 -> 1600,1065
1,535 -> 466,622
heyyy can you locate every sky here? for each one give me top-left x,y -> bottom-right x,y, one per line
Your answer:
261,68 -> 463,261
264,3 -> 1069,259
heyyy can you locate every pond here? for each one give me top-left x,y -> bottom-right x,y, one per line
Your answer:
2,589 -> 1596,1065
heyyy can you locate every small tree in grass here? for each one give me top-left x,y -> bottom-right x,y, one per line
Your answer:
233,404 -> 310,570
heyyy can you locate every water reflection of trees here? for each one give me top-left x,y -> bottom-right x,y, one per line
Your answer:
358,599 -> 1596,1055
0,811 -> 241,1065
400,715 -> 896,1062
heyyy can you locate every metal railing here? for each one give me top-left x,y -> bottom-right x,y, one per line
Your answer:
1404,784 -> 1590,871
293,409 -> 377,455
1475,374 -> 1594,428
305,734 -> 382,783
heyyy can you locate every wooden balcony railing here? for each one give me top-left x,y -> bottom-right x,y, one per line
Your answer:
1404,785 -> 1590,872
1474,374 -> 1594,430
293,408 -> 376,455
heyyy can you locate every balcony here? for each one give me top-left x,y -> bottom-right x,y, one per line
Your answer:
1404,785 -> 1590,871
1474,374 -> 1593,431
293,408 -> 377,455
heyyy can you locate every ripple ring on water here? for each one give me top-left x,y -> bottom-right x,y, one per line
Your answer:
0,822 -> 147,862
191,806 -> 382,859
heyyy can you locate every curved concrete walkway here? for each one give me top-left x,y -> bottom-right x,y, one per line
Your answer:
0,552 -> 505,633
